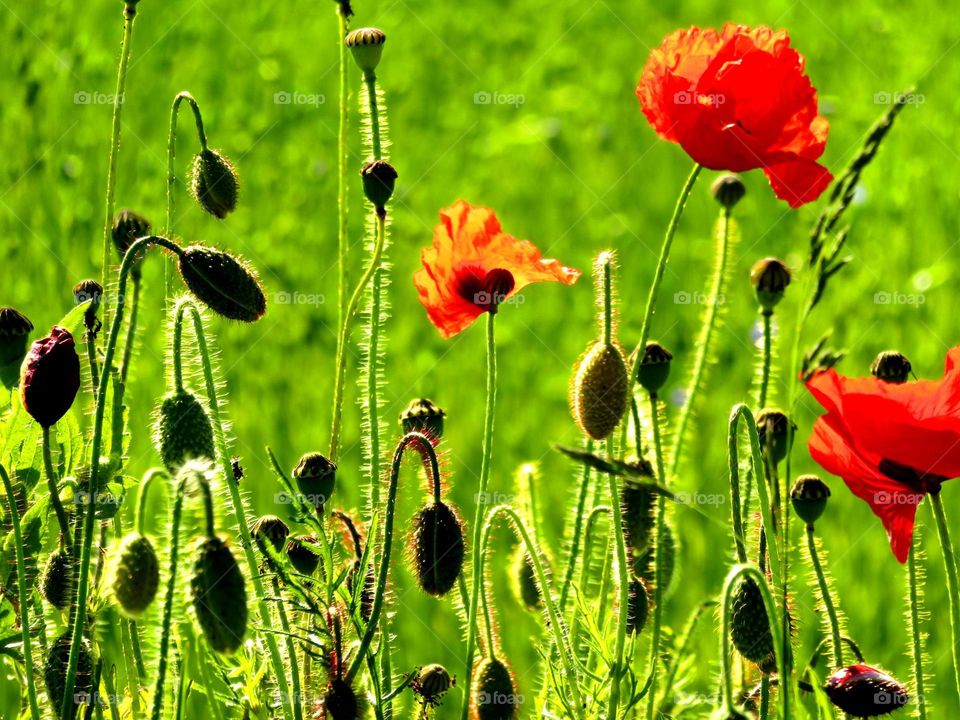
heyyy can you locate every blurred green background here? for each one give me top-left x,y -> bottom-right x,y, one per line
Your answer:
2,0 -> 959,716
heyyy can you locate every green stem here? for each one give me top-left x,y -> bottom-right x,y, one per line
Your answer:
643,392 -> 667,720
363,72 -> 382,160
119,277 -> 141,385
907,537 -> 928,720
931,492 -> 960,705
670,206 -> 732,476
100,2 -> 138,321
84,331 -> 100,400
336,7 -> 349,338
758,310 -> 773,408
273,578 -> 303,720
1,464 -> 41,720
458,314 -> 497,720
727,418 -> 748,564
571,505 -> 611,651
806,524 -> 842,666
42,425 -> 72,548
559,439 -> 593,611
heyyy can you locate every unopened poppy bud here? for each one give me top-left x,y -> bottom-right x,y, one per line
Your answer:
292,452 -> 336,513
711,173 -> 746,208
570,341 -> 629,440
750,258 -> 791,311
0,307 -> 33,389
112,209 -> 151,278
178,245 -> 266,322
321,678 -> 363,719
153,391 -> 216,472
108,532 -> 161,617
20,326 -> 81,428
191,536 -> 247,654
361,160 -> 398,212
627,576 -> 650,635
411,500 -> 465,597
190,149 -> 239,219
473,657 -> 518,720
825,664 -> 908,717
251,514 -> 290,556
73,279 -> 104,331
44,632 -> 93,719
621,471 -> 656,553
345,27 -> 386,74
870,350 -> 912,384
400,398 -> 445,439
633,521 -> 676,592
412,663 -> 455,708
286,534 -> 322,576
755,408 -> 795,465
40,548 -> 73,610
791,475 -> 831,525
730,576 -> 774,665
511,547 -> 548,610
636,341 -> 673,394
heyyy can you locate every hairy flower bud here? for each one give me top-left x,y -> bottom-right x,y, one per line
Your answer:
286,534 -> 323,577
870,350 -> 912,384
755,408 -> 794,465
190,149 -> 239,219
750,258 -> 791,311
790,475 -> 831,526
570,342 -> 629,440
636,341 -> 673,394
321,678 -> 364,719
293,452 -> 337,513
44,632 -> 94,719
825,664 -> 908,717
627,576 -> 651,635
73,279 -> 104,331
112,209 -> 151,278
191,536 -> 247,654
178,245 -> 266,322
108,532 -> 161,617
400,397 -> 445,440
711,173 -> 746,208
251,514 -> 290,555
472,657 -> 517,720
730,576 -> 774,665
40,548 -> 73,610
361,160 -> 398,212
411,500 -> 465,597
511,547 -> 549,610
412,664 -> 455,708
153,391 -> 216,472
0,307 -> 33,389
345,27 -> 386,74
20,326 -> 81,428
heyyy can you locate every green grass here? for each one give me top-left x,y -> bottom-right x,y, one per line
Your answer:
2,0 -> 960,717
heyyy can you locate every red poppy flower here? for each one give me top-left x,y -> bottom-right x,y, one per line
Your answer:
806,347 -> 960,562
414,200 -> 580,339
20,325 -> 81,428
637,24 -> 832,208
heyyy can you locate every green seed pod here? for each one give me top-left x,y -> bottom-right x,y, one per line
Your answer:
791,474 -> 831,526
190,149 -> 239,219
153,390 -> 216,472
411,500 -> 465,597
711,173 -> 746,209
361,160 -> 398,212
871,350 -> 912,384
730,576 -> 774,665
750,258 -> 791,312
345,27 -> 386,74
755,408 -> 795,466
286,534 -> 322,577
472,657 -> 518,720
570,341 -> 629,440
636,341 -> 673,395
108,532 -> 160,617
321,678 -> 364,719
292,452 -> 337,513
413,663 -> 454,707
250,514 -> 290,555
400,398 -> 445,440
178,245 -> 266,323
627,576 -> 650,635
191,536 -> 247,654
44,632 -> 93,718
112,209 -> 151,279
0,307 -> 33,389
40,548 -> 73,610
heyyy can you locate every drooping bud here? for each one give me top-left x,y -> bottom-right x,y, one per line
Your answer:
511,547 -> 548,610
570,342 -> 629,440
755,408 -> 794,466
292,452 -> 337,513
621,465 -> 656,554
345,27 -> 386,74
40,548 -> 73,610
286,534 -> 323,577
711,173 -> 746,209
750,258 -> 791,312
320,678 -> 364,720
472,657 -> 518,720
191,536 -> 247,654
411,500 -> 465,597
824,664 -> 908,717
112,209 -> 151,278
400,398 -> 445,440
20,326 -> 81,428
44,632 -> 94,719
0,307 -> 33,389
361,160 -> 398,212
870,350 -> 912,384
636,341 -> 672,395
730,576 -> 774,666
153,390 -> 216,472
108,532 -> 161,617
178,245 -> 266,322
627,576 -> 650,635
412,663 -> 455,708
73,279 -> 104,331
250,514 -> 290,555
190,149 -> 240,219
791,475 -> 831,526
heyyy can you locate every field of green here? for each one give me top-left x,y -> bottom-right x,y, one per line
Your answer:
2,0 -> 960,716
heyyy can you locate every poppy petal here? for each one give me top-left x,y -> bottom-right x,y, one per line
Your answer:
763,157 -> 833,208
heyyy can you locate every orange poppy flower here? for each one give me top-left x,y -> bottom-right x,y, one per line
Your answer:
637,24 -> 832,208
414,200 -> 580,339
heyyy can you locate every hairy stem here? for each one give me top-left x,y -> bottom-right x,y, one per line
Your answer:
559,439 -> 593,611
644,392 -> 668,720
931,492 -> 960,705
907,537 -> 928,720
336,7 -> 349,336
805,524 -> 842,667
42,426 -> 72,548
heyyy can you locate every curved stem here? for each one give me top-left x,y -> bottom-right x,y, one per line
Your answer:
670,206 -> 731,475
458,314 -> 498,720
336,7 -> 349,338
727,418 -> 748,564
119,276 -> 141,385
42,426 -> 72,548
559,439 -> 593,611
931,492 -> 960,704
643,393 -> 668,720
571,505 -> 611,647
907,537 -> 928,720
805,524 -> 842,667
135,469 -> 167,536
1,464 -> 42,720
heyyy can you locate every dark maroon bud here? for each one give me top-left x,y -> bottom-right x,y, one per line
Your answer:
20,326 -> 81,428
825,664 -> 908,717
360,160 -> 398,212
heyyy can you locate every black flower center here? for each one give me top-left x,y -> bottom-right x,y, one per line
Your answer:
878,458 -> 946,495
454,267 -> 516,314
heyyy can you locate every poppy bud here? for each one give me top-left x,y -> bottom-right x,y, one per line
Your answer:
621,468 -> 656,553
321,678 -> 363,720
178,246 -> 266,322
473,657 -> 518,720
711,173 -> 746,209
191,536 -> 247,654
286,534 -> 322,577
108,532 -> 161,617
112,209 -> 151,278
636,341 -> 672,395
870,350 -> 912,384
190,149 -> 239,219
40,548 -> 73,610
20,326 -> 81,428
750,258 -> 791,311
510,547 -> 549,610
413,663 -> 455,707
73,279 -> 103,331
0,307 -> 33,389
411,500 -> 465,597
755,408 -> 795,465
570,342 -> 629,440
400,397 -> 445,440
251,514 -> 290,555
730,576 -> 774,665
361,160 -> 398,213
790,475 -> 831,526
345,27 -> 386,75
292,452 -> 337,513
153,391 -> 216,472
825,664 -> 908,717
44,632 -> 94,719
627,576 -> 650,635
633,522 -> 676,593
